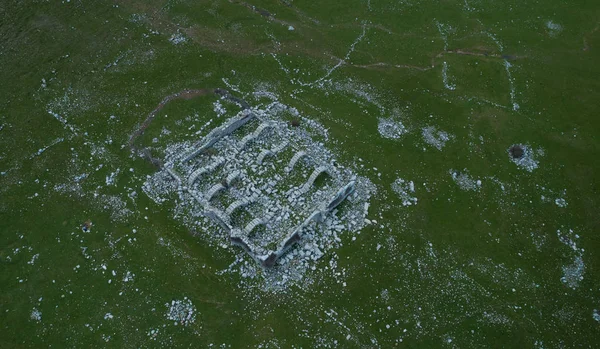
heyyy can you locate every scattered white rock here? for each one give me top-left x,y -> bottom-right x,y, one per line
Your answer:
391,178 -> 417,206
213,100 -> 226,117
123,271 -> 134,282
166,298 -> 196,326
147,328 -> 160,340
378,117 -> 406,140
546,20 -> 563,37
557,229 -> 585,289
593,309 -> 600,323
555,198 -> 567,208
561,255 -> 585,289
169,32 -> 187,45
105,169 -> 120,186
27,253 -> 40,265
422,126 -> 452,150
442,61 -> 456,90
449,169 -> 481,191
30,308 -> 42,322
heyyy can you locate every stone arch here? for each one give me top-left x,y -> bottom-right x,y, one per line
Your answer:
244,217 -> 266,236
225,197 -> 256,216
257,149 -> 273,164
281,231 -> 302,250
257,141 -> 288,165
299,166 -> 330,194
206,183 -> 226,201
166,168 -> 183,200
285,151 -> 307,173
187,167 -> 208,187
230,229 -> 253,253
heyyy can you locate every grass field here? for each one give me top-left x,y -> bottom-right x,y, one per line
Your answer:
1,0 -> 600,347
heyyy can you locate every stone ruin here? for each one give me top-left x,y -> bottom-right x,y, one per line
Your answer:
143,104 -> 361,268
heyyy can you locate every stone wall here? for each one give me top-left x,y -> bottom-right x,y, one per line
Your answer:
183,110 -> 256,162
159,106 -> 358,269
325,181 -> 355,211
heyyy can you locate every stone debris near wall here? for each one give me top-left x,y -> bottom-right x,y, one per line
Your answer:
593,310 -> 600,323
143,99 -> 373,276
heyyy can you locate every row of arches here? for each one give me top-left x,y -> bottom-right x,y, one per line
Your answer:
187,157 -> 225,187
285,151 -> 307,173
238,122 -> 273,150
299,166 -> 331,195
225,196 -> 257,216
257,141 -> 288,165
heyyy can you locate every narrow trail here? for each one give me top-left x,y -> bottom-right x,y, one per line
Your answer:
128,88 -> 215,149
128,88 -> 250,168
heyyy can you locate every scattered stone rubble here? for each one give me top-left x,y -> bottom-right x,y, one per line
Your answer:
165,298 -> 196,326
30,308 -> 42,322
391,178 -> 417,206
422,126 -> 452,150
143,99 -> 373,273
507,144 -> 540,172
593,310 -> 600,323
378,117 -> 406,140
449,169 -> 482,191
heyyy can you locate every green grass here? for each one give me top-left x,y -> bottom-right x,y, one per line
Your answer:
1,0 -> 600,347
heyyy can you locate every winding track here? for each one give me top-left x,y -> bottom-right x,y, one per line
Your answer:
128,88 -> 248,167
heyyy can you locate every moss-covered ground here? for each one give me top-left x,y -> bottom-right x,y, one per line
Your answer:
1,0 -> 599,347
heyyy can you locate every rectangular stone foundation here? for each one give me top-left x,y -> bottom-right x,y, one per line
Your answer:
153,106 -> 357,267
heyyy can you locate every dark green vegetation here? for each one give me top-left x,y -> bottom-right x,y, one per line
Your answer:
1,0 -> 599,347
